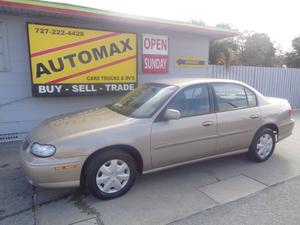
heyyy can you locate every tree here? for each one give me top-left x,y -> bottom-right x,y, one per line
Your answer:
198,21 -> 283,68
209,39 -> 240,66
285,36 -> 300,68
215,23 -> 232,29
285,52 -> 300,68
292,36 -> 300,52
190,19 -> 206,26
240,33 -> 276,67
272,45 -> 285,68
209,23 -> 241,66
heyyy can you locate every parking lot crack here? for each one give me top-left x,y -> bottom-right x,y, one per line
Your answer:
69,190 -> 105,225
32,186 -> 38,225
241,173 -> 268,187
0,207 -> 32,221
0,163 -> 9,168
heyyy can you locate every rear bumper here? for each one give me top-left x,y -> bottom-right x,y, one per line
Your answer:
19,146 -> 85,188
278,119 -> 295,141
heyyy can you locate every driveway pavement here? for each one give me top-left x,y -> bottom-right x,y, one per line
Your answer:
170,175 -> 300,225
0,111 -> 299,225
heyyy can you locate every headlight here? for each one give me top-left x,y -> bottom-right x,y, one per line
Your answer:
30,143 -> 56,157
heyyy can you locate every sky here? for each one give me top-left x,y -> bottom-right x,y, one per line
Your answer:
47,0 -> 299,51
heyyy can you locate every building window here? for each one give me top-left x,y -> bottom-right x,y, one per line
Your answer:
0,21 -> 9,71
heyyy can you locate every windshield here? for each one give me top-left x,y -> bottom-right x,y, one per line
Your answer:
108,83 -> 178,118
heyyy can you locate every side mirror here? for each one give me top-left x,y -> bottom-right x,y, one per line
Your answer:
163,109 -> 181,120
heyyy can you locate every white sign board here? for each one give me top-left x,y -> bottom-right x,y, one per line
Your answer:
142,34 -> 168,74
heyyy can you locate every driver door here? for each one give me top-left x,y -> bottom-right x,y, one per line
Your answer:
150,84 -> 217,168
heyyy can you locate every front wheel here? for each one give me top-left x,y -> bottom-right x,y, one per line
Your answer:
85,150 -> 137,200
248,128 -> 276,162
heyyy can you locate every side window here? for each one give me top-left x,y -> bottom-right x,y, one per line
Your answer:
245,88 -> 257,107
212,83 -> 248,112
168,84 -> 210,117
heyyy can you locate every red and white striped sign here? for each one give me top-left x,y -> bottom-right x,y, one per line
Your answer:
142,34 -> 168,74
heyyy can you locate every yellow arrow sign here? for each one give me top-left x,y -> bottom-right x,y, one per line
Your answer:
175,56 -> 207,68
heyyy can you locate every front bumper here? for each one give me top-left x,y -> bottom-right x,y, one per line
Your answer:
19,144 -> 85,188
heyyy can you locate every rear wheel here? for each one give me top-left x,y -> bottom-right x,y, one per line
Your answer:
248,128 -> 276,162
85,149 -> 137,200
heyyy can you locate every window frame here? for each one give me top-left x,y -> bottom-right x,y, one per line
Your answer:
210,82 -> 258,113
244,86 -> 258,108
155,83 -> 214,121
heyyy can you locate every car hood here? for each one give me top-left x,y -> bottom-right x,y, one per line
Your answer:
28,107 -> 134,143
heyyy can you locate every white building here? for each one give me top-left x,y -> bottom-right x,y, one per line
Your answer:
0,0 -> 237,142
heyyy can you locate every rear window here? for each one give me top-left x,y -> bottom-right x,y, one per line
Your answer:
212,83 -> 248,112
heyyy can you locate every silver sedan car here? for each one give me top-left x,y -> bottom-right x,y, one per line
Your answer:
20,78 -> 294,199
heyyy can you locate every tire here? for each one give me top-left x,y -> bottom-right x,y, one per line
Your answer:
85,149 -> 137,200
248,128 -> 276,162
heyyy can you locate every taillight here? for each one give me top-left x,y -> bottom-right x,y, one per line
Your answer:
288,107 -> 293,117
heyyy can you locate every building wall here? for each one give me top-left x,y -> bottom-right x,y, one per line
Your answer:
0,14 -> 210,139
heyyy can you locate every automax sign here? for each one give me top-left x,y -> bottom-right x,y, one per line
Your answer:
142,34 -> 168,74
27,23 -> 137,96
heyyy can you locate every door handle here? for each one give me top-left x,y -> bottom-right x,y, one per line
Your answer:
202,121 -> 214,127
250,114 -> 259,119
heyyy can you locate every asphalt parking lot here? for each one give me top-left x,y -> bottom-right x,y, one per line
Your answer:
0,111 -> 299,225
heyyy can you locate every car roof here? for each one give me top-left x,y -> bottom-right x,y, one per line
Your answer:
150,78 -> 246,87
